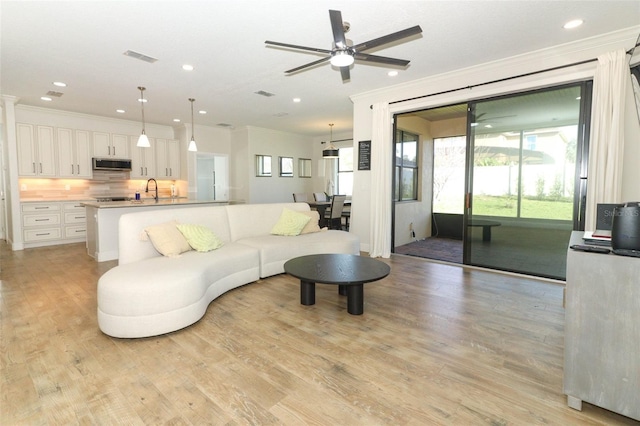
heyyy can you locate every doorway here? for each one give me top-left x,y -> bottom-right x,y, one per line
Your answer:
196,153 -> 229,201
393,82 -> 592,280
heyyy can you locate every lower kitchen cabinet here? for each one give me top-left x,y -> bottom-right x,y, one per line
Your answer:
21,201 -> 88,248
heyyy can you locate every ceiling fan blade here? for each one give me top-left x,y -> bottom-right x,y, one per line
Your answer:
329,10 -> 347,48
340,66 -> 350,82
353,52 -> 410,67
285,57 -> 331,74
352,25 -> 423,52
265,40 -> 332,55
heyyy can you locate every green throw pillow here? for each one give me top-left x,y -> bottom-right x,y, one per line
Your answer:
271,208 -> 311,236
176,224 -> 224,252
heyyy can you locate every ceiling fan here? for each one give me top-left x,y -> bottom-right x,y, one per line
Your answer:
265,10 -> 422,82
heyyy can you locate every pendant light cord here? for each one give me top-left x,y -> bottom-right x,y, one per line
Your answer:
138,86 -> 146,134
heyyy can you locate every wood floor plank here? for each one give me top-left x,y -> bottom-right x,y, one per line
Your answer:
1,241 -> 637,424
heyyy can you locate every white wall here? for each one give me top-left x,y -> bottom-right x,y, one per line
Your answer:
350,26 -> 640,254
230,127 -> 317,203
394,115 -> 433,246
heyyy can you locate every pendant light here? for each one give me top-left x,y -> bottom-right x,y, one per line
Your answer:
322,123 -> 339,158
136,86 -> 150,148
188,98 -> 198,152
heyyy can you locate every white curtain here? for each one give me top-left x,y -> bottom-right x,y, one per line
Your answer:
369,102 -> 393,258
585,49 -> 628,231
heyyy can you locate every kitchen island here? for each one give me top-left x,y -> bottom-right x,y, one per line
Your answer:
82,198 -> 232,262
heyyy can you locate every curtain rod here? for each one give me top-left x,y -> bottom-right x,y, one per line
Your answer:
369,42 -> 640,109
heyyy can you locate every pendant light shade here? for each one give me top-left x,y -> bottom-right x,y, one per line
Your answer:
188,98 -> 198,152
322,123 -> 339,158
137,86 -> 151,148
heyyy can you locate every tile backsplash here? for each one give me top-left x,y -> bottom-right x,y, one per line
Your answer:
19,173 -> 184,201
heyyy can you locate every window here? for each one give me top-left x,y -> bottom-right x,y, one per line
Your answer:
279,156 -> 293,177
298,158 -> 312,178
394,130 -> 419,201
433,136 -> 466,213
337,147 -> 353,195
255,155 -> 271,177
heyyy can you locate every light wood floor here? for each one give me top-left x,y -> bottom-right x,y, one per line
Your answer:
1,241 -> 636,425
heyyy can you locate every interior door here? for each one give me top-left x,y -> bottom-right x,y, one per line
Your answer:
465,83 -> 590,280
196,153 -> 229,201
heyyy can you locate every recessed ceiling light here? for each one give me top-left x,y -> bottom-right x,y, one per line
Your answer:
484,124 -> 492,128
576,96 -> 581,100
293,98 -> 301,103
388,71 -> 398,77
563,19 -> 583,29
198,110 -> 206,114
116,109 -> 125,113
40,96 -> 52,101
173,118 -> 181,122
182,64 -> 194,71
53,81 -> 67,87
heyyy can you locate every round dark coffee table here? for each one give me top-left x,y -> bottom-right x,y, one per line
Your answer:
283,254 -> 390,315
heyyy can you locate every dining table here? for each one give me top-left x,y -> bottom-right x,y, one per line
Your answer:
307,199 -> 351,229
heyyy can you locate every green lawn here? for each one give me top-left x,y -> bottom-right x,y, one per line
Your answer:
473,195 -> 573,220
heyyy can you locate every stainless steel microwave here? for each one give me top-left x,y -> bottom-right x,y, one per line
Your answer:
92,157 -> 132,171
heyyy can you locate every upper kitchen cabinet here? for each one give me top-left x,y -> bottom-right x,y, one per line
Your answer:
57,128 -> 92,178
93,132 -> 130,159
156,138 -> 180,179
17,123 -> 56,177
129,136 -> 156,179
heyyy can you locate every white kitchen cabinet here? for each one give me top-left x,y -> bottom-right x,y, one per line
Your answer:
62,202 -> 87,241
129,135 -> 156,178
16,123 -> 56,177
21,202 -> 62,244
156,138 -> 180,178
93,132 -> 129,159
21,201 -> 88,248
57,128 -> 92,178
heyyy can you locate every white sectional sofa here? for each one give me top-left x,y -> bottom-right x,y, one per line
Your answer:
97,202 -> 360,338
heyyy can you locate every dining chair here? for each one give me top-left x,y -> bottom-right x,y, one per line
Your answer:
292,193 -> 308,202
313,192 -> 329,202
326,194 -> 347,230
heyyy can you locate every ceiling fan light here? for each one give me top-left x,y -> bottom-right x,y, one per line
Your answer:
330,50 -> 354,67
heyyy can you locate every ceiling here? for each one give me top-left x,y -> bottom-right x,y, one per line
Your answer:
2,1 -> 639,137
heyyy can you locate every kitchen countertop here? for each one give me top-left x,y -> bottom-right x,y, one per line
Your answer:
81,198 -> 230,208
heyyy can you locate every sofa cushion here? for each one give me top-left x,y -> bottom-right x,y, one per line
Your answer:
270,208 -> 311,236
299,210 -> 322,234
177,224 -> 224,252
144,220 -> 192,257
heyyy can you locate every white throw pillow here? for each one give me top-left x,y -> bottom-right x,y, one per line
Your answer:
144,220 -> 192,257
299,210 -> 321,234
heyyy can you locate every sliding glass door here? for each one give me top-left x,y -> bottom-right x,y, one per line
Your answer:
465,83 -> 590,279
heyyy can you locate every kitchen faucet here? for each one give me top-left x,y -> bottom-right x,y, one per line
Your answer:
145,178 -> 158,202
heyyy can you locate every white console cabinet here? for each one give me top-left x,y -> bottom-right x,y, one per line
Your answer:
563,231 -> 639,421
